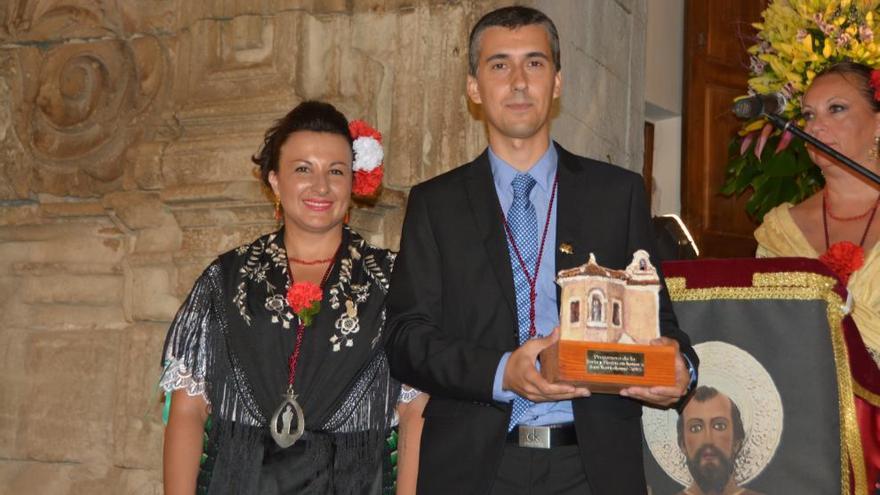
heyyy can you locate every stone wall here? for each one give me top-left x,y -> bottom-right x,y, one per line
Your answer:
0,1 -> 645,492
537,0 -> 646,168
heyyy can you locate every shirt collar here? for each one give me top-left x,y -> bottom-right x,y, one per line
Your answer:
488,143 -> 558,193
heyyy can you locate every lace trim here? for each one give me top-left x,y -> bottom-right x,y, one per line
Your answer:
160,358 -> 208,400
399,384 -> 422,404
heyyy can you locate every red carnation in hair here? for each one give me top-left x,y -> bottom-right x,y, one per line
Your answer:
353,168 -> 384,197
349,120 -> 382,142
819,241 -> 865,286
870,70 -> 880,102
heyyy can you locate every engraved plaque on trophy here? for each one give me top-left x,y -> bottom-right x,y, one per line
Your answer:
539,250 -> 676,394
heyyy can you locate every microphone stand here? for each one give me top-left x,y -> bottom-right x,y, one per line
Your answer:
765,113 -> 880,186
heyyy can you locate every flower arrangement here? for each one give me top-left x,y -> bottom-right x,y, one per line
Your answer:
723,0 -> 880,220
286,282 -> 323,326
349,120 -> 384,198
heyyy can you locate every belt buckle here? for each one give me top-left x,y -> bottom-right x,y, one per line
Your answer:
517,425 -> 551,449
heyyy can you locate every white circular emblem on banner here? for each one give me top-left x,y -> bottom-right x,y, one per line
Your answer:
642,341 -> 784,487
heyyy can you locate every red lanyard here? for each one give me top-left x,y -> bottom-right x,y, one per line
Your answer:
286,248 -> 338,387
501,174 -> 558,339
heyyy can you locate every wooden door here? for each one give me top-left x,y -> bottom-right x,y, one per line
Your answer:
682,0 -> 766,258
644,121 -> 654,206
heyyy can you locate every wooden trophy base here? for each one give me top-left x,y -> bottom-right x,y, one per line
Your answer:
540,340 -> 677,394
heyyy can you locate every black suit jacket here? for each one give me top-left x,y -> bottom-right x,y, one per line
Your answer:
386,143 -> 697,495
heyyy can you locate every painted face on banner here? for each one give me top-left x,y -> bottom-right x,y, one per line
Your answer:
681,393 -> 740,492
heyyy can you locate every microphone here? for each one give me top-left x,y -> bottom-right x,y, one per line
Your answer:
732,93 -> 787,119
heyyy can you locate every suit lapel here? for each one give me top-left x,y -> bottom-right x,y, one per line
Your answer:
554,144 -> 603,303
464,152 -> 518,318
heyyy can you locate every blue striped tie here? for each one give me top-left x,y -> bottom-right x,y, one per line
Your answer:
506,173 -> 538,431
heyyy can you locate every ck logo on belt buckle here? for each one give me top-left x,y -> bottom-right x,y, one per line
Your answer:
518,425 -> 551,449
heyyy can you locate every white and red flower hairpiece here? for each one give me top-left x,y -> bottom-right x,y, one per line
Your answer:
349,120 -> 384,198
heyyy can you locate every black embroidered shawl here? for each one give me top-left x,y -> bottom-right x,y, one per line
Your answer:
161,226 -> 398,494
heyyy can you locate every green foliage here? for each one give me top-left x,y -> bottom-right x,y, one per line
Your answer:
382,427 -> 399,494
721,135 -> 824,221
201,415 -> 212,466
299,303 -> 320,327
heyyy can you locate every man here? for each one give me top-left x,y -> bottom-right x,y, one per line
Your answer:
386,6 -> 697,494
675,387 -> 764,495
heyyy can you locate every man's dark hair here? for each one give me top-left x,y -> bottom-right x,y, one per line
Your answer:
467,6 -> 561,76
676,386 -> 746,456
252,100 -> 353,188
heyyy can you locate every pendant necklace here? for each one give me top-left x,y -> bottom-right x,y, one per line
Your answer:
269,244 -> 339,449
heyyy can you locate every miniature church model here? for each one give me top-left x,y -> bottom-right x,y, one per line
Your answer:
557,250 -> 661,344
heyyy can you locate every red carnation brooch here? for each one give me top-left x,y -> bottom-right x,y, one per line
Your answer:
286,282 -> 323,327
819,241 -> 865,286
871,69 -> 880,102
349,120 -> 384,198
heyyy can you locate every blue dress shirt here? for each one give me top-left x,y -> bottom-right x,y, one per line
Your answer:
488,144 -> 574,426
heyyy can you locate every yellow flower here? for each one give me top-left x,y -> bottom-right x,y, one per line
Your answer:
742,120 -> 767,133
741,0 -> 880,128
802,33 -> 814,51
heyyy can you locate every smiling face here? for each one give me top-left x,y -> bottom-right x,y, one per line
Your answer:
466,24 -> 562,144
802,72 -> 880,171
268,130 -> 352,236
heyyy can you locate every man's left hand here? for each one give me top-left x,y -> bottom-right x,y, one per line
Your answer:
620,337 -> 689,407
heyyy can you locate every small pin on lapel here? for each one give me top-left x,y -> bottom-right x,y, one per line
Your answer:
559,243 -> 574,255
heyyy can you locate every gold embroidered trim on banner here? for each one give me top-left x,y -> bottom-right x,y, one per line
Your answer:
823,286 -> 865,495
665,277 -> 686,293
854,380 -> 880,407
667,271 -> 865,495
753,272 -> 837,290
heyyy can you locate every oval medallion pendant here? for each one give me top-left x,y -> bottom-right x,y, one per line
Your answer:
270,386 -> 305,448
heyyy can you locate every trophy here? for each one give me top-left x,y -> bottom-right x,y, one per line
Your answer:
540,250 -> 676,393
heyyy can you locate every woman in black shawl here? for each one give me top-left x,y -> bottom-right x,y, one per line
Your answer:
160,101 -> 408,494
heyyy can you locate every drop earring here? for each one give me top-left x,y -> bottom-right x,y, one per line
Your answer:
274,197 -> 282,222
